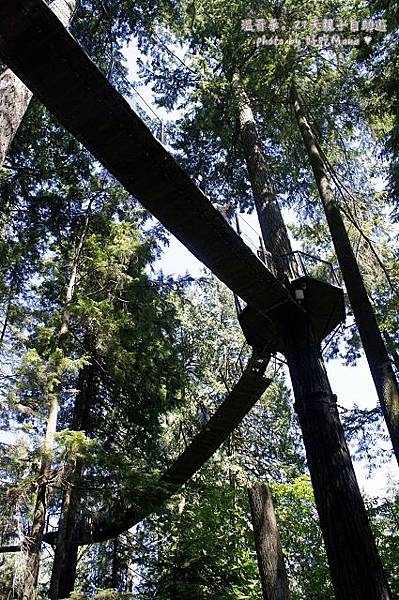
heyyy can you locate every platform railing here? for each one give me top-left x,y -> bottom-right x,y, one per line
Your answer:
233,214 -> 340,288
278,252 -> 340,287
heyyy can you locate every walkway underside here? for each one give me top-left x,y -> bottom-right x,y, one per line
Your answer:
0,0 -> 298,323
41,352 -> 271,545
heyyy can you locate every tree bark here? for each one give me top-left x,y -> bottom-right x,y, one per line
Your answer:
0,0 -> 76,167
0,70 -> 33,167
248,483 -> 290,600
233,71 -> 392,600
232,72 -> 292,260
291,87 -> 399,467
49,364 -> 94,599
281,308 -> 391,600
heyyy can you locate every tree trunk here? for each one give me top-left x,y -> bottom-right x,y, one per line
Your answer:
111,537 -> 119,589
281,308 -> 391,600
232,72 -> 292,260
48,457 -> 85,598
0,0 -> 76,167
22,394 -> 59,600
0,70 -> 33,167
248,483 -> 290,600
0,262 -> 19,348
56,516 -> 80,598
22,201 -> 90,600
49,364 -> 94,599
233,71 -> 392,600
291,87 -> 399,467
383,330 -> 399,374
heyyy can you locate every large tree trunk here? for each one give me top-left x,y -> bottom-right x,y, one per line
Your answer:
111,537 -> 119,589
248,483 -> 290,600
281,309 -> 391,600
0,262 -> 19,348
22,202 -> 90,600
233,72 -> 392,600
291,87 -> 399,467
50,458 -> 85,598
0,0 -> 76,167
232,72 -> 292,260
0,70 -> 33,167
56,512 -> 80,598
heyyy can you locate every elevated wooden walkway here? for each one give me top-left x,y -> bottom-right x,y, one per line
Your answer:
42,352 -> 271,544
160,353 -> 271,487
0,0 -> 298,328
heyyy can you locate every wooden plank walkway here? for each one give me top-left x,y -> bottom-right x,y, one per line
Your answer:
160,364 -> 271,486
41,354 -> 271,544
0,0 -> 297,322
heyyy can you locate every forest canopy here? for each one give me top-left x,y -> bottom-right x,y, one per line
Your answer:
0,0 -> 398,599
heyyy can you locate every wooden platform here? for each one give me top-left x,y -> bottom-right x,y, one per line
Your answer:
239,277 -> 345,352
0,0 -> 299,326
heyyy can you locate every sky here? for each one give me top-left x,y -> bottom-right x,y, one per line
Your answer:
122,39 -> 399,499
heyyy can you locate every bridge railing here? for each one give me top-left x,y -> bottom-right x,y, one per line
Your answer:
128,89 -> 167,145
278,252 -> 340,287
233,214 -> 339,288
234,214 -> 280,278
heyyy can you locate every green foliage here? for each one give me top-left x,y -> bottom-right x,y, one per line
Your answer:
270,477 -> 334,599
0,53 -> 190,596
54,429 -> 98,464
1,0 -> 398,597
369,492 -> 399,595
67,591 -> 134,600
130,476 -> 333,600
135,484 -> 261,600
